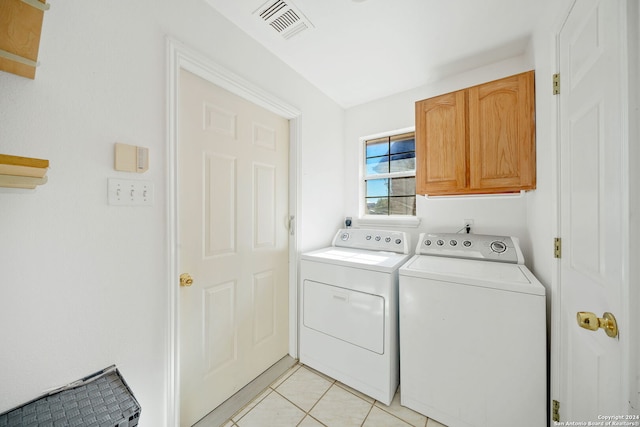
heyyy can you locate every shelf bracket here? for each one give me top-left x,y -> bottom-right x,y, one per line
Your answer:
20,0 -> 50,11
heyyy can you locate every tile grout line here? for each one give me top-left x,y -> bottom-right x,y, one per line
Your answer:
303,380 -> 375,427
230,363 -> 328,427
231,363 -> 336,426
359,401 -> 376,427
228,385 -> 426,427
229,363 -> 303,425
373,404 -> 420,427
230,387 -> 273,425
224,363 -> 436,427
333,381 -> 376,404
278,375 -> 336,426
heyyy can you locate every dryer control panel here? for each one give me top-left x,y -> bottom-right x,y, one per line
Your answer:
332,228 -> 410,254
415,233 -> 523,264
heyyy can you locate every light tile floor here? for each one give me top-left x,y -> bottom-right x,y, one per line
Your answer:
222,364 -> 447,427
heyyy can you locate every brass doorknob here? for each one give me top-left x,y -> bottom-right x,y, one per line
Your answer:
576,311 -> 618,338
180,273 -> 194,287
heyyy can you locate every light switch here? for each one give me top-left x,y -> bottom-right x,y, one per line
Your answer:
108,178 -> 154,206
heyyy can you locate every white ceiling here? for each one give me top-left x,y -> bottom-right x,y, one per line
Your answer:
204,0 -> 548,108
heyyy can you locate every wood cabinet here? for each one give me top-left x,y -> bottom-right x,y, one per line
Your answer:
415,70 -> 536,195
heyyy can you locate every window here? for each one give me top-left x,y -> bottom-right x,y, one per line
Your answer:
363,131 -> 416,216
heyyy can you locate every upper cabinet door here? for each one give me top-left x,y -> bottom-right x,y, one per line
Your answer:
468,71 -> 536,191
415,90 -> 467,195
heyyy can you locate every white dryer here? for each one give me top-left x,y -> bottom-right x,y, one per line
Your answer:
399,233 -> 546,427
300,228 -> 411,405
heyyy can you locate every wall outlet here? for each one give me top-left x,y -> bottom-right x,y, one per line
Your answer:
108,178 -> 154,206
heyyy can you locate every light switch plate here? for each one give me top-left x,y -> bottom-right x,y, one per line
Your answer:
108,178 -> 153,206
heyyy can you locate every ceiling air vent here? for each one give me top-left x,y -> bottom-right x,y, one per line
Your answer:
254,0 -> 314,40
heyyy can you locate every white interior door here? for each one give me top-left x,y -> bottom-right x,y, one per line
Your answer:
557,0 -> 629,421
178,69 -> 290,426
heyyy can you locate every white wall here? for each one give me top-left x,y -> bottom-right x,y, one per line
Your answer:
0,0 -> 344,424
344,54 -> 537,263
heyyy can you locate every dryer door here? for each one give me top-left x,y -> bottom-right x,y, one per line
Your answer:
303,280 -> 385,354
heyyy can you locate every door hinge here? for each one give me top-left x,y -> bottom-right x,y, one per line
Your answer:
554,237 -> 562,258
553,399 -> 560,422
553,73 -> 560,95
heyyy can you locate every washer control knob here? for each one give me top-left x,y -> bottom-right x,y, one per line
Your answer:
450,240 -> 458,246
463,240 -> 472,247
375,236 -> 381,241
395,239 -> 402,245
436,239 -> 444,246
490,241 -> 507,253
366,235 -> 372,240
341,233 -> 349,241
424,240 -> 432,246
385,237 -> 391,243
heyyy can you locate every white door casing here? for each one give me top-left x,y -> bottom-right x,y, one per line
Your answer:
555,0 -> 634,422
166,39 -> 302,427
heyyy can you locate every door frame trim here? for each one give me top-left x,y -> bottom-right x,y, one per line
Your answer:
165,37 -> 302,426
550,2 -> 575,420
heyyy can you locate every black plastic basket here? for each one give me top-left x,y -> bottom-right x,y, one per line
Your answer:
0,365 -> 141,427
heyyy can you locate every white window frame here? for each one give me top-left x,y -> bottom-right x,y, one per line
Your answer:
358,126 -> 421,228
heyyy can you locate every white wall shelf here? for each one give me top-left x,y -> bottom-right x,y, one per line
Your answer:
0,154 -> 49,189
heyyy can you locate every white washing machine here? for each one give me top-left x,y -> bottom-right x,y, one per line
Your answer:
299,228 -> 411,405
399,233 -> 546,427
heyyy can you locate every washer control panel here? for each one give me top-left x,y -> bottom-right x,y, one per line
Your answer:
416,233 -> 523,264
333,228 -> 410,254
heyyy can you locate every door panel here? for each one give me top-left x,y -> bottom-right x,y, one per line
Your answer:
254,163 -> 276,248
203,281 -> 236,372
558,0 -> 625,421
568,104 -> 603,277
253,270 -> 276,345
204,153 -> 236,257
179,69 -> 290,426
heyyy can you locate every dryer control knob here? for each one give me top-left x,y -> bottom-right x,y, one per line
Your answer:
490,241 -> 507,253
341,233 -> 350,241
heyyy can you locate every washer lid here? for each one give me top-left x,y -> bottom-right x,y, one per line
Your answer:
400,255 -> 545,296
302,247 -> 411,273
